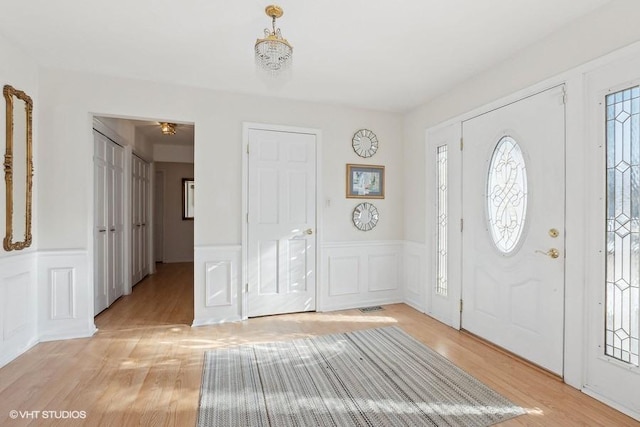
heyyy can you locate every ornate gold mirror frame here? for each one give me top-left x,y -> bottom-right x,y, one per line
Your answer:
3,85 -> 33,251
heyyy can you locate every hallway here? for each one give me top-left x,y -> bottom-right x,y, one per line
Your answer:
95,262 -> 194,330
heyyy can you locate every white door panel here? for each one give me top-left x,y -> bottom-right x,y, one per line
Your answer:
462,86 -> 565,375
247,129 -> 316,317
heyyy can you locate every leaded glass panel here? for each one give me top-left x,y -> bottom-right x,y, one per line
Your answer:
605,86 -> 640,367
436,145 -> 448,296
487,136 -> 528,254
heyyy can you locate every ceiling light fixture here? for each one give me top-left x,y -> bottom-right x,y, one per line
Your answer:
159,122 -> 176,135
255,5 -> 293,78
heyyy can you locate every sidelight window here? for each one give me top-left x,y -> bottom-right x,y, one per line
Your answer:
436,145 -> 448,296
605,86 -> 640,366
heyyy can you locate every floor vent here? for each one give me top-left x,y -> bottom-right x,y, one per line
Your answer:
359,306 -> 384,313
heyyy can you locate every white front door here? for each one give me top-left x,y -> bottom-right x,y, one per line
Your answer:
462,86 -> 565,375
247,128 -> 316,317
584,54 -> 640,419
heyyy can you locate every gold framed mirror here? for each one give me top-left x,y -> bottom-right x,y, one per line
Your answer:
3,85 -> 33,251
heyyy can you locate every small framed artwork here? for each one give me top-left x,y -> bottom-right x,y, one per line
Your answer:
182,178 -> 194,220
346,164 -> 385,199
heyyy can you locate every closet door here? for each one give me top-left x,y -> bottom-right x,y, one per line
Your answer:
131,155 -> 150,286
108,143 -> 124,304
131,156 -> 142,285
94,130 -> 125,314
94,132 -> 109,314
141,161 -> 150,278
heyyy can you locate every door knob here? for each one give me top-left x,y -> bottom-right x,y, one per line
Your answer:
536,248 -> 560,259
305,228 -> 313,235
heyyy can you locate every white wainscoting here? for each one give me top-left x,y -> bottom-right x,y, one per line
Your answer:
38,250 -> 95,341
320,241 -> 404,312
403,241 -> 427,313
193,245 -> 242,326
0,252 -> 38,368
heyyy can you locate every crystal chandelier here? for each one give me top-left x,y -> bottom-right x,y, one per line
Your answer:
159,122 -> 176,135
255,5 -> 293,77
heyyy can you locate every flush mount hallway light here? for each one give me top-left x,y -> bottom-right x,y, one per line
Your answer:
159,122 -> 176,135
255,5 -> 293,77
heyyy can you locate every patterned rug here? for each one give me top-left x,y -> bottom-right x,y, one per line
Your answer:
197,326 -> 525,426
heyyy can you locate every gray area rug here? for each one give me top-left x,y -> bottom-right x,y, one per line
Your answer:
197,326 -> 525,426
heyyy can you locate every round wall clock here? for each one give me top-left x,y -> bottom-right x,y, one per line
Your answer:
352,129 -> 378,158
352,202 -> 379,231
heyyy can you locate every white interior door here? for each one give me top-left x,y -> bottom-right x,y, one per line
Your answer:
154,170 -> 164,263
94,131 -> 125,313
108,142 -> 124,304
94,132 -> 109,314
462,86 -> 565,375
131,155 -> 149,285
247,128 -> 316,317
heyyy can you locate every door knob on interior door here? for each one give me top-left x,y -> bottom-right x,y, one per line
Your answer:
535,248 -> 560,259
305,228 -> 313,235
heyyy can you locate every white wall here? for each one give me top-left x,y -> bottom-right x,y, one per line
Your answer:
36,68 -> 403,326
153,144 -> 194,164
0,33 -> 39,366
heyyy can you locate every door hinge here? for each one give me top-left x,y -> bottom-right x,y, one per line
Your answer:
246,213 -> 249,223
246,144 -> 249,154
460,218 -> 463,232
459,299 -> 463,313
460,137 -> 463,151
245,283 -> 249,293
561,87 -> 567,105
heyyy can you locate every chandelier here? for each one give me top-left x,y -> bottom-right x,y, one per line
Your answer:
159,122 -> 176,135
255,5 -> 293,77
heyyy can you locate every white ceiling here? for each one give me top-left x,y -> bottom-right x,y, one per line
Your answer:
0,0 -> 613,112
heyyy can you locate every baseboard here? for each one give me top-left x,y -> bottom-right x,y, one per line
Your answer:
192,316 -> 242,327
0,337 -> 38,369
320,298 -> 403,313
39,325 -> 97,343
582,386 -> 640,421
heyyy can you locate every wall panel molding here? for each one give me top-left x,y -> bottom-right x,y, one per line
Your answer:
205,260 -> 233,307
38,250 -> 95,342
193,245 -> 241,326
320,241 -> 404,312
0,253 -> 38,368
50,268 -> 76,320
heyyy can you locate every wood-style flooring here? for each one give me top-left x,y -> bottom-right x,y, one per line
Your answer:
0,262 -> 637,426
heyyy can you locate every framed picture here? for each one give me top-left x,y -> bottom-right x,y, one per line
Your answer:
182,178 -> 194,220
346,164 -> 385,199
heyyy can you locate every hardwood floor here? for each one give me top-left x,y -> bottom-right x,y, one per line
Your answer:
0,262 -> 637,426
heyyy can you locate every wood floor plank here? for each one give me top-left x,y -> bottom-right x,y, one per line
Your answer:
0,262 -> 637,426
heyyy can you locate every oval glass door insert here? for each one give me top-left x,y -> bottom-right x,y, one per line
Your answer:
486,136 -> 528,254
